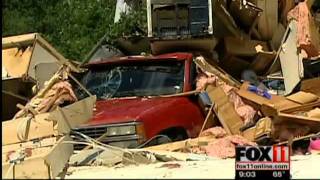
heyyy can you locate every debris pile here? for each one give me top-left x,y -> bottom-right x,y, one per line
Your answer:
2,0 -> 320,179
2,63 -> 96,178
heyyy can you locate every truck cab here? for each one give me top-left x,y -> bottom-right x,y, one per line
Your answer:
72,52 -> 206,149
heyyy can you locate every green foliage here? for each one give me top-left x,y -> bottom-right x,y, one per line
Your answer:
2,0 -> 147,61
107,3 -> 147,41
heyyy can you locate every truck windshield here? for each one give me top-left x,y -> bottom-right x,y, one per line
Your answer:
80,61 -> 185,99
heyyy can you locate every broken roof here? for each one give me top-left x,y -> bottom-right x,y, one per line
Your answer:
2,33 -> 81,78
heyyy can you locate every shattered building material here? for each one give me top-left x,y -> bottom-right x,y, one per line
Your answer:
145,135 -> 217,152
270,23 -> 287,50
195,59 -> 256,126
2,33 -> 80,81
212,0 -> 241,37
2,66 -> 94,147
2,78 -> 34,121
249,0 -> 278,40
145,127 -> 256,159
237,82 -> 301,111
194,56 -> 241,88
279,0 -> 296,25
82,34 -> 124,64
2,93 -> 96,145
2,114 -> 55,145
286,91 -> 319,104
287,0 -> 320,57
201,134 -> 257,159
222,37 -> 276,76
2,33 -> 82,120
241,117 -> 273,143
2,135 -> 73,179
147,0 -> 213,38
206,85 -> 244,134
2,64 -> 96,178
301,77 -> 320,96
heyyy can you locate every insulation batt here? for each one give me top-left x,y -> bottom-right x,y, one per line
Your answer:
287,1 -> 320,57
190,127 -> 257,158
196,72 -> 256,124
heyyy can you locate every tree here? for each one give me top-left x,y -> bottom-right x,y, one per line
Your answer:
2,0 -> 146,61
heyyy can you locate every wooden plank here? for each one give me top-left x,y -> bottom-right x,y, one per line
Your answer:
282,100 -> 320,114
277,112 -> 320,125
254,117 -> 272,139
206,85 -> 243,135
241,127 -> 256,142
2,136 -> 56,152
2,113 -> 54,145
277,133 -> 318,146
286,91 -> 319,104
145,135 -> 216,152
307,108 -> 320,118
2,46 -> 33,78
2,33 -> 36,49
237,82 -> 301,111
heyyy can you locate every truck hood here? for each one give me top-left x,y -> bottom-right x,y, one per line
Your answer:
81,97 -> 182,126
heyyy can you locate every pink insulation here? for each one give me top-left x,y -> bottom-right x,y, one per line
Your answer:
287,1 -> 320,57
196,71 -> 256,124
192,127 -> 257,159
202,135 -> 257,158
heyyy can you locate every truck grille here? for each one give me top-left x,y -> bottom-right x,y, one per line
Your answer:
71,126 -> 108,150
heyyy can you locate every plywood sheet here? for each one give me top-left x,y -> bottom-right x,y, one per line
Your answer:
2,136 -> 72,179
2,33 -> 36,49
2,113 -> 54,145
206,85 -> 243,135
287,91 -> 319,104
2,47 -> 33,78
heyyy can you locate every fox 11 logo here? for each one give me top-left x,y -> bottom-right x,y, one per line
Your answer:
235,146 -> 290,179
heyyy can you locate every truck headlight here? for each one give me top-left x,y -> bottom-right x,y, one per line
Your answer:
107,125 -> 136,136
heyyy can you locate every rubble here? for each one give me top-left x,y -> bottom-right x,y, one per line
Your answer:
2,37 -> 96,178
2,0 -> 320,179
2,33 -> 81,121
287,0 -> 320,57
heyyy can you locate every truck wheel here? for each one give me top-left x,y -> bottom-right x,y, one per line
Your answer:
157,136 -> 172,144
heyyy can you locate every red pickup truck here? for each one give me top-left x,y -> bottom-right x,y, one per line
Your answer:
72,53 -> 207,149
